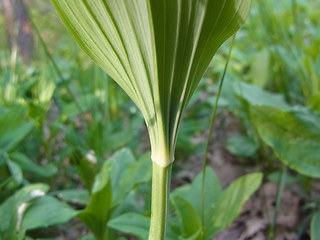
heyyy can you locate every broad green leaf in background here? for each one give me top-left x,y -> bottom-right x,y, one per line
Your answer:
75,148 -> 152,240
0,106 -> 34,153
70,149 -> 98,190
111,192 -> 145,220
60,94 -> 96,122
112,151 -> 152,206
227,135 -> 259,158
248,49 -> 270,87
234,82 -> 290,110
267,171 -> 297,184
106,117 -> 144,152
308,93 -> 320,113
250,105 -> 320,177
9,152 -> 57,178
210,173 -> 262,236
33,69 -> 56,104
77,160 -> 112,240
51,0 -> 251,166
6,159 -> 23,184
108,213 -> 150,240
170,169 -> 262,239
0,184 -> 49,233
19,196 -> 77,240
171,167 -> 222,220
170,167 -> 222,239
79,234 -> 95,240
171,196 -> 202,239
311,212 -> 320,240
55,189 -> 90,206
108,149 -> 136,192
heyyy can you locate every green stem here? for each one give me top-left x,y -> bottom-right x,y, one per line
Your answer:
269,166 -> 287,240
149,162 -> 172,240
200,34 -> 236,233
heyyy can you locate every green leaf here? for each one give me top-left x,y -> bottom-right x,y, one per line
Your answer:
250,105 -> 320,177
106,117 -> 144,152
171,195 -> 201,239
171,167 -> 222,219
76,148 -> 152,239
211,173 -> 262,236
20,196 -> 77,235
234,82 -> 290,110
227,135 -> 259,158
108,149 -> 152,207
308,93 -> 320,113
267,171 -> 296,184
0,184 -> 49,233
33,70 -> 56,104
52,0 -> 251,166
170,170 -> 262,239
248,49 -> 270,87
6,159 -> 23,184
0,106 -> 34,152
60,94 -> 96,121
171,167 -> 222,239
109,148 -> 136,196
9,152 -> 57,178
111,192 -> 144,219
70,150 -> 97,190
108,213 -> 150,240
77,160 -> 112,240
55,189 -> 90,205
112,152 -> 152,206
79,234 -> 94,240
311,212 -> 320,240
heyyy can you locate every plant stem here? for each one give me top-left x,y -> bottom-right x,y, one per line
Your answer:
269,166 -> 287,240
149,162 -> 172,240
200,35 -> 236,233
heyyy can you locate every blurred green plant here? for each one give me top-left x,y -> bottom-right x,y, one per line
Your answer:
242,0 -> 320,103
0,183 -> 77,240
70,148 -> 152,240
0,148 -> 152,240
0,105 -> 58,199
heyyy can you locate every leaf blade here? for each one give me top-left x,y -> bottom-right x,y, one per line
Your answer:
250,105 -> 320,177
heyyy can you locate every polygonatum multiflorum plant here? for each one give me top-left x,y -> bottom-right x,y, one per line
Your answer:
51,1 -> 251,239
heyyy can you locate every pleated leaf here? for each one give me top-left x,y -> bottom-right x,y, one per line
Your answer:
52,0 -> 251,166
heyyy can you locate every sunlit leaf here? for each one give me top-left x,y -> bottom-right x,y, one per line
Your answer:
211,173 -> 262,236
52,0 -> 251,166
248,49 -> 270,87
